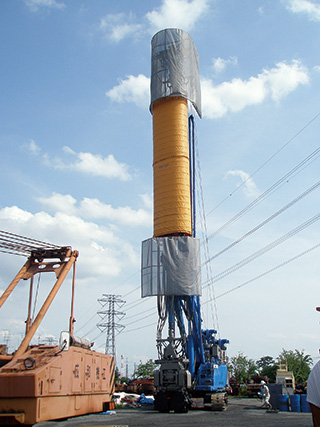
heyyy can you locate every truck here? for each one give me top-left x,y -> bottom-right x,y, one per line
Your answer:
246,374 -> 268,398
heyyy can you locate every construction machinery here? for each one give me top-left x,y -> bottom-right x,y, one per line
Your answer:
0,234 -> 114,425
246,374 -> 269,398
141,28 -> 229,413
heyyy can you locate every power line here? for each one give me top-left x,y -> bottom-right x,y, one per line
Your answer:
120,321 -> 157,334
125,306 -> 156,321
122,311 -> 157,327
123,284 -> 140,298
205,145 -> 320,242
203,213 -> 320,288
81,324 -> 98,339
124,296 -> 152,311
88,149 -> 320,328
74,182 -> 320,336
87,120 -> 320,323
201,242 -> 320,303
204,111 -> 320,219
101,118 -> 320,321
203,180 -> 320,266
110,271 -> 140,297
75,311 -> 98,335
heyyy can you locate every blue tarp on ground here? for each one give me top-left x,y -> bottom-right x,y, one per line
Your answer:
137,393 -> 154,405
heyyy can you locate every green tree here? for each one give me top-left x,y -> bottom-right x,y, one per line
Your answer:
256,355 -> 278,382
278,349 -> 313,383
115,366 -> 120,382
134,359 -> 157,379
256,356 -> 275,369
228,352 -> 257,383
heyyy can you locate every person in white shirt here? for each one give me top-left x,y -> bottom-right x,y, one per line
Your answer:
260,380 -> 271,409
307,360 -> 320,426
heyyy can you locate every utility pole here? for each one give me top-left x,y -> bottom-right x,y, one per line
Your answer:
97,294 -> 125,359
126,357 -> 129,379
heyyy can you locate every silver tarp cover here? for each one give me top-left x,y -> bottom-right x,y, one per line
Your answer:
150,28 -> 202,117
141,236 -> 201,297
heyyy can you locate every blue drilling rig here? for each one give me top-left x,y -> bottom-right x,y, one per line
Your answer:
141,28 -> 229,413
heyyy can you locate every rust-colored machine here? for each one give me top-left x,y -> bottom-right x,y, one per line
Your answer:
0,237 -> 114,425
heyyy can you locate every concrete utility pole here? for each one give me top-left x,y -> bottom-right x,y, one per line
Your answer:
97,294 -> 125,359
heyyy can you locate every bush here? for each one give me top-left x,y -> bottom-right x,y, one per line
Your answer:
239,385 -> 248,397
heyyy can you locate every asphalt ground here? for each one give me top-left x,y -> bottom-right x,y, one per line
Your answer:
35,397 -> 313,427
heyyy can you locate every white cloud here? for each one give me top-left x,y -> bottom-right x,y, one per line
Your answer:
0,206 -> 137,279
285,0 -> 320,21
69,151 -> 131,181
37,193 -> 77,215
25,0 -> 65,12
265,60 -> 309,101
98,0 -> 209,43
28,139 -> 41,155
202,60 -> 309,118
106,74 -> 150,110
47,146 -> 132,181
107,61 -> 308,119
0,206 -> 33,223
225,170 -> 261,199
212,56 -> 238,74
36,193 -> 152,227
79,198 -> 152,226
139,193 -> 153,210
100,13 -> 142,42
146,0 -> 209,32
201,76 -> 266,118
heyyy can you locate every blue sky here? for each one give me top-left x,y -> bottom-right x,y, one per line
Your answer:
1,0 -> 320,374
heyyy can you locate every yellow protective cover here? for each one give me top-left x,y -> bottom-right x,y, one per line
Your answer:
153,97 -> 192,237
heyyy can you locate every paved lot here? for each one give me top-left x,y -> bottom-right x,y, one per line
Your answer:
35,397 -> 313,427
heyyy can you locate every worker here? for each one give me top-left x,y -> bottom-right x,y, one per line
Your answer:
307,360 -> 320,426
259,380 -> 271,409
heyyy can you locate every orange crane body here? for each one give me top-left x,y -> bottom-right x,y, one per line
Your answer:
0,247 -> 115,425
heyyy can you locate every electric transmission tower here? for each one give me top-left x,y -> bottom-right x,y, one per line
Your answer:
97,294 -> 125,358
2,329 -> 10,350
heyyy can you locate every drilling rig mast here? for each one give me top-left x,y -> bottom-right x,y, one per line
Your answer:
141,28 -> 229,413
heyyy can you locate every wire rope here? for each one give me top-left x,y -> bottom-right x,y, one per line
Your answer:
194,116 -> 220,334
0,230 -> 64,256
31,273 -> 41,321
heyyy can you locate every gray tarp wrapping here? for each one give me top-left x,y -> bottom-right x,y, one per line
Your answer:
141,236 -> 201,297
150,28 -> 202,117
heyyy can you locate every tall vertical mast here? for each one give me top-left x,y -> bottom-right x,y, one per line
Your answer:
150,28 -> 201,238
141,28 -> 202,332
